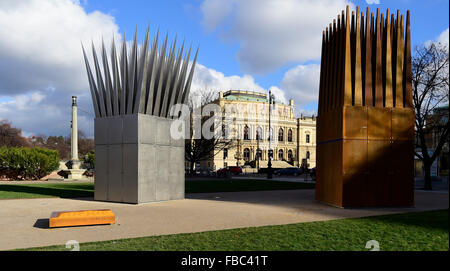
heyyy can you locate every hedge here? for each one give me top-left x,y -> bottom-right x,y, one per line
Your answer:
0,146 -> 60,180
84,150 -> 94,168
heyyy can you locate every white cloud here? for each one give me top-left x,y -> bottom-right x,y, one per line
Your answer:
0,0 -> 120,137
191,63 -> 320,112
437,28 -> 449,47
201,0 -> 235,32
280,64 -> 321,108
425,28 -> 449,51
365,0 -> 380,4
191,63 -> 266,93
200,0 -> 353,74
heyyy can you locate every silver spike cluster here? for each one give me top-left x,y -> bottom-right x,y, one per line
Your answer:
82,27 -> 199,118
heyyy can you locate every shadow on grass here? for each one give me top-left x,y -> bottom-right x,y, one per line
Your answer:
0,184 -> 94,199
360,209 -> 449,232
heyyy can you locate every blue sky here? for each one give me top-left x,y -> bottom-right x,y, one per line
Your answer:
0,0 -> 448,137
81,0 -> 449,89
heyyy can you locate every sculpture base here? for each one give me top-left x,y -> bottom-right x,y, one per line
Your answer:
64,169 -> 86,180
94,114 -> 185,204
316,106 -> 415,208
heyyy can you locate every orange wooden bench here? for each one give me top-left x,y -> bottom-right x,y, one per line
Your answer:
49,209 -> 115,228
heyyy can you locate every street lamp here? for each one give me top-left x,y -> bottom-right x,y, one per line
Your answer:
267,90 -> 275,179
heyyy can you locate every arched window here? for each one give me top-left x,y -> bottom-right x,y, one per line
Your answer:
288,150 -> 293,161
306,151 -> 310,159
256,148 -> 262,159
278,128 -> 284,141
244,125 -> 250,140
256,126 -> 263,140
278,149 -> 284,160
243,148 -> 250,161
288,129 -> 293,142
306,134 -> 310,143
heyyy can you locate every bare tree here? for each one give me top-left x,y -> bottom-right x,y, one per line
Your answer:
78,130 -> 95,160
0,120 -> 31,147
185,90 -> 234,174
412,42 -> 449,190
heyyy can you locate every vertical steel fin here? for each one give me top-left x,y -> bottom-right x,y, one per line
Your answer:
82,43 -> 101,118
404,10 -> 412,108
126,29 -> 138,114
110,37 -> 120,116
181,46 -> 199,105
134,26 -> 150,113
101,38 -> 113,116
343,5 -> 352,106
384,9 -> 393,108
120,32 -> 128,115
92,42 -> 107,117
354,7 -> 363,106
374,8 -> 383,107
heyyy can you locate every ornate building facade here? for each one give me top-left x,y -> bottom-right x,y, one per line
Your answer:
198,90 -> 316,171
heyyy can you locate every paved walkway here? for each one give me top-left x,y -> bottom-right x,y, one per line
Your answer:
0,189 -> 448,250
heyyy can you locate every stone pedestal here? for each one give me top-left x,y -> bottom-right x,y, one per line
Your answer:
66,168 -> 86,179
94,114 -> 185,204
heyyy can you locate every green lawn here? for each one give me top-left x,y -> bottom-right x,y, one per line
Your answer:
0,179 -> 314,199
23,210 -> 449,251
0,182 -> 94,199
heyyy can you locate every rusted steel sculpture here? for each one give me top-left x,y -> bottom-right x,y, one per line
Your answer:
316,6 -> 414,207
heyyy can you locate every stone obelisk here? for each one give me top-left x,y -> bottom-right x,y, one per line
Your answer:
66,96 -> 85,179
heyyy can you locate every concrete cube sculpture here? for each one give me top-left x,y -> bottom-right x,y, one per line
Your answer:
82,27 -> 198,203
316,6 -> 414,207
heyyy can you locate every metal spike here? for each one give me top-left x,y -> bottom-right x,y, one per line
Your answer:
92,41 -> 107,117
134,26 -> 151,113
152,32 -> 169,116
120,32 -> 128,114
101,38 -> 114,115
126,29 -> 138,114
182,46 -> 199,105
110,36 -> 120,116
81,43 -> 101,118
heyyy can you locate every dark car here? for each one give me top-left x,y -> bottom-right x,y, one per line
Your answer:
217,166 -> 242,177
274,167 -> 303,176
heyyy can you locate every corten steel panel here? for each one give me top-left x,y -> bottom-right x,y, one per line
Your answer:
389,140 -> 414,206
320,113 -> 329,142
368,107 -> 391,140
367,140 -> 391,206
316,141 -> 343,207
334,108 -> 344,140
333,141 -> 343,206
342,139 -> 367,207
391,107 -> 414,140
315,145 -> 324,201
343,106 -> 367,140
